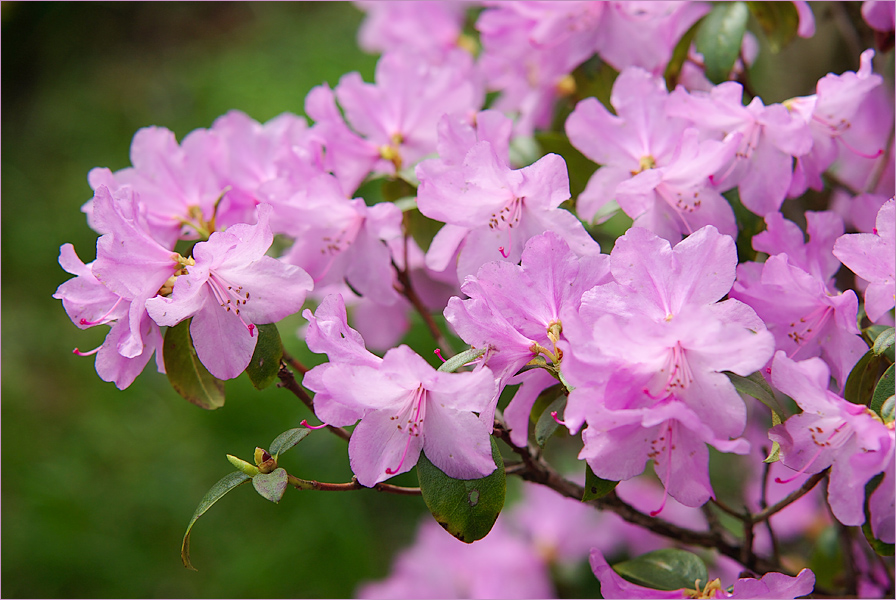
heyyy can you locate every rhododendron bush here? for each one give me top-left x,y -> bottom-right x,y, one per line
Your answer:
55,1 -> 895,598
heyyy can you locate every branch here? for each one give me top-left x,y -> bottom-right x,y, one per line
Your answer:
392,255 -> 454,354
281,349 -> 309,375
276,363 -> 352,443
749,469 -> 828,524
492,421 -> 786,576
286,473 -> 421,495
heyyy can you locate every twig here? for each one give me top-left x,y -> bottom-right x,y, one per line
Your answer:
491,420 -> 785,575
750,469 -> 828,524
282,350 -> 309,374
287,473 -> 421,495
710,497 -> 747,520
701,503 -> 732,544
276,364 -> 351,443
392,255 -> 454,354
758,452 -> 781,565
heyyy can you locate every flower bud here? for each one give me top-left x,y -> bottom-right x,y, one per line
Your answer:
255,447 -> 277,474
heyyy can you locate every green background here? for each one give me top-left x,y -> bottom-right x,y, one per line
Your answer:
1,3 -> 429,598
1,2 -> 889,598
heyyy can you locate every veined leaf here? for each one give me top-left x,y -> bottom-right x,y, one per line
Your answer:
245,323 -> 283,390
163,319 -> 225,410
269,427 -> 311,460
695,2 -> 749,84
583,463 -> 618,501
417,436 -> 505,543
181,471 -> 251,570
612,548 -> 709,591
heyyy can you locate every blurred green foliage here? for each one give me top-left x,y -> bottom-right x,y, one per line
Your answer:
2,1 -> 891,598
1,3 -> 427,597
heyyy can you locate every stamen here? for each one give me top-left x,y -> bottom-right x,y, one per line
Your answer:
206,272 -> 255,335
775,422 -> 849,483
73,346 -> 100,357
650,423 -> 673,517
786,305 -> 833,356
385,386 -> 427,475
774,446 -> 823,484
837,135 -> 884,160
79,297 -> 124,327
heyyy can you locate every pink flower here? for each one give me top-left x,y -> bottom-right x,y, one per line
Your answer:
333,49 -> 484,174
86,125 -> 228,247
266,172 -> 404,307
354,0 -> 470,58
303,295 -> 499,486
566,67 -> 740,241
593,1 -> 710,76
730,254 -> 867,391
666,82 -> 812,216
357,518 -> 554,599
786,49 -> 884,197
444,231 -> 611,443
768,352 -> 893,529
589,548 -> 816,599
145,204 -> 313,379
417,111 -> 598,281
752,210 -> 845,287
54,243 -> 164,390
833,198 -> 896,322
561,226 -> 771,509
476,1 -> 604,135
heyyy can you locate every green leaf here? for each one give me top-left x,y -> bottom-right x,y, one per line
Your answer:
226,454 -> 259,477
726,371 -> 786,416
269,427 -> 311,460
844,349 -> 882,406
764,409 -> 783,463
862,521 -> 895,556
252,468 -> 288,504
612,548 -> 709,592
582,463 -> 618,501
871,326 -> 895,362
404,207 -> 443,254
746,1 -> 800,52
880,396 -> 895,424
695,1 -> 749,84
181,471 -> 251,570
163,319 -> 226,410
417,436 -> 506,543
381,177 -> 417,204
529,383 -> 565,425
871,364 -> 895,417
665,16 -> 704,89
437,347 -> 487,373
245,323 -> 283,390
535,395 -> 567,448
862,474 -> 895,556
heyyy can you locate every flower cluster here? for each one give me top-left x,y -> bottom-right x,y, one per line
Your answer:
55,1 -> 895,597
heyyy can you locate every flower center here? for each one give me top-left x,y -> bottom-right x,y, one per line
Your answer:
206,272 -> 255,337
646,342 -> 694,400
386,385 -> 427,475
686,578 -> 723,599
489,196 -> 524,258
785,304 -> 833,355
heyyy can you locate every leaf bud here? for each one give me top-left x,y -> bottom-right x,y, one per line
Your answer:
226,454 -> 259,477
